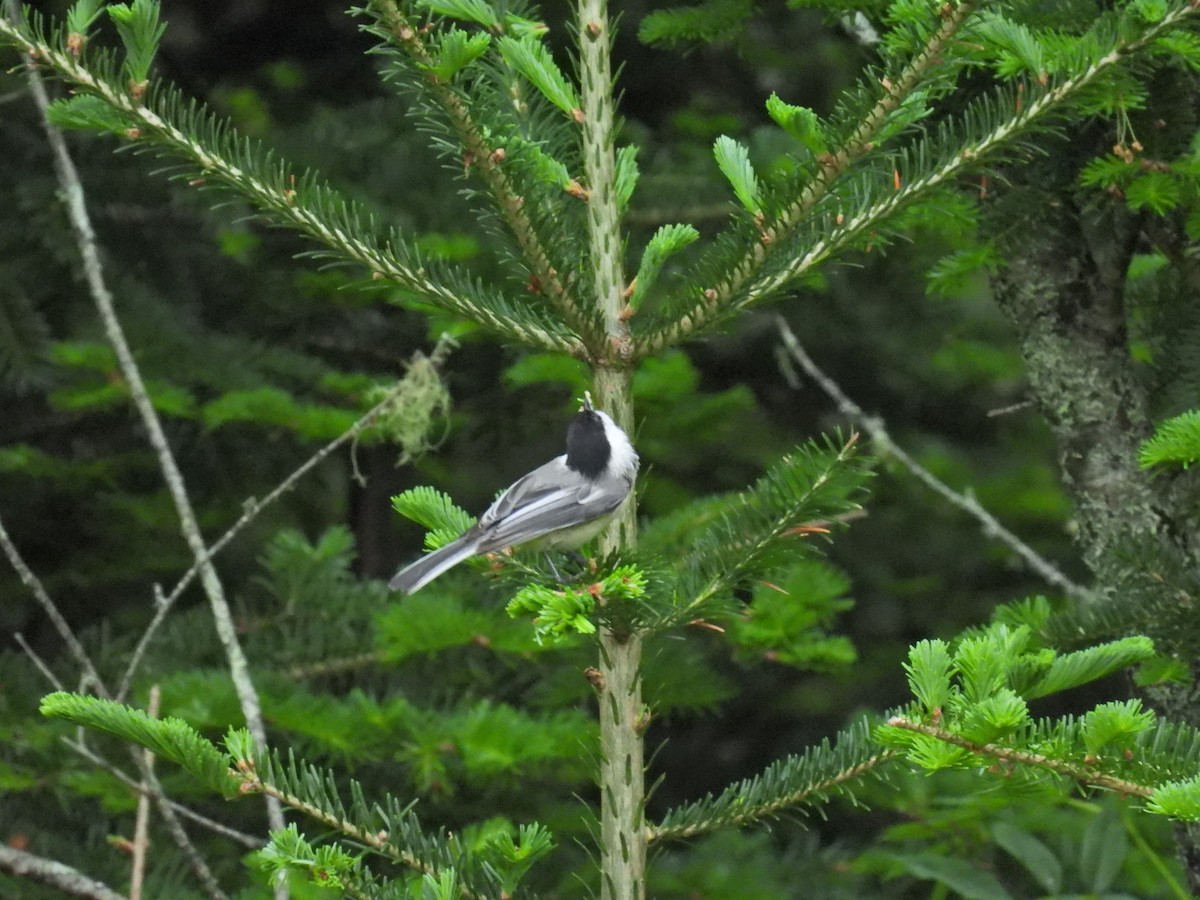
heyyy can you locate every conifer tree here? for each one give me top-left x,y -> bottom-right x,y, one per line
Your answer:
4,0 -> 1200,897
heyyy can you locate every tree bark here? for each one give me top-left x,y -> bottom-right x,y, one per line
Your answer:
991,190 -> 1200,890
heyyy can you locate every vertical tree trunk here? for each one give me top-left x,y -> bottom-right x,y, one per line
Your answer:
597,626 -> 646,898
592,365 -> 644,900
991,192 -> 1200,890
992,202 -> 1160,575
577,0 -> 646,889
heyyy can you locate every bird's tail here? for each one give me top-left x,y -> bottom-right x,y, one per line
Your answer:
388,536 -> 480,594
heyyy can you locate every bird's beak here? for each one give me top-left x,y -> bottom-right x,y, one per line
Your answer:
582,391 -> 594,412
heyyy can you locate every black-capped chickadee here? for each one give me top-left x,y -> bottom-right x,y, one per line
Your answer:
389,393 -> 638,594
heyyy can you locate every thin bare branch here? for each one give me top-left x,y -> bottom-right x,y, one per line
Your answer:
138,763 -> 230,900
776,315 -> 1093,602
0,845 -> 126,900
4,15 -> 270,894
115,361 -> 446,702
64,738 -> 263,850
5,28 -> 453,894
13,631 -> 66,691
0,514 -> 107,694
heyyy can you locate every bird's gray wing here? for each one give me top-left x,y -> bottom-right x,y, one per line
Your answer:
476,459 -> 620,551
478,457 -> 569,527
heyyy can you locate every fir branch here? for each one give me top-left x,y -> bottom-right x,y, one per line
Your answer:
365,0 -> 600,345
628,223 -> 699,312
1139,408 -> 1200,468
712,135 -> 762,215
1149,777 -> 1200,821
636,1 -> 1200,354
638,0 -> 754,48
45,697 -> 248,898
256,824 -> 383,899
497,34 -> 581,119
0,13 -> 582,355
391,484 -> 475,537
649,715 -> 898,843
887,715 -> 1155,797
1023,636 -> 1155,700
63,0 -> 105,42
47,694 -> 509,893
0,844 -> 126,900
766,92 -> 828,156
658,432 -> 869,628
1141,717 -> 1200,784
107,0 -> 164,86
423,27 -> 491,80
882,683 -> 1200,802
247,770 -> 415,873
285,651 -> 381,680
614,144 -> 638,212
637,0 -> 981,353
775,315 -> 1092,601
233,744 -> 503,899
41,693 -> 242,799
1041,539 -> 1200,655
417,0 -> 499,30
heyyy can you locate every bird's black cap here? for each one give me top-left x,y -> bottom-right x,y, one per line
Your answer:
566,396 -> 610,478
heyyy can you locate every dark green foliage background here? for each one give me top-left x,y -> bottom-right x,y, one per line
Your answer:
0,0 -> 1180,897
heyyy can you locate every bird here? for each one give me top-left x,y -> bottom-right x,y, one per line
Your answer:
388,393 -> 638,594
